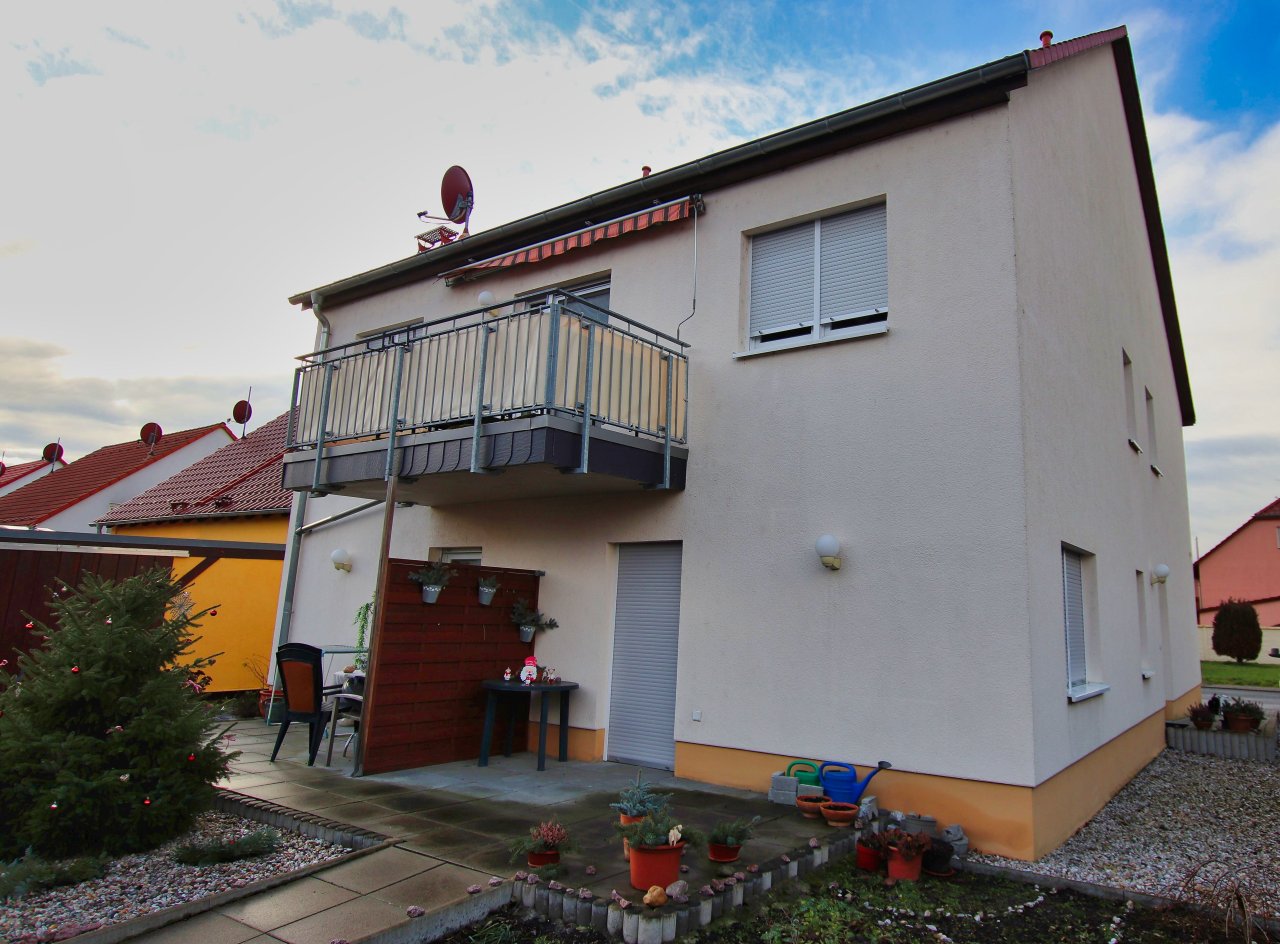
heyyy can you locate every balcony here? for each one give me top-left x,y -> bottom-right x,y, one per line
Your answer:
283,291 -> 689,505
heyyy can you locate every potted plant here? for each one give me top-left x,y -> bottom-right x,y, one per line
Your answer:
856,827 -> 885,871
243,656 -> 283,722
820,801 -> 860,828
511,599 -> 558,643
477,575 -> 500,606
407,562 -> 453,603
707,815 -> 760,862
617,813 -> 704,891
795,794 -> 831,819
882,827 -> 931,881
509,819 -> 573,867
611,774 -> 671,860
1187,701 -> 1216,731
351,594 -> 373,670
1221,697 -> 1265,732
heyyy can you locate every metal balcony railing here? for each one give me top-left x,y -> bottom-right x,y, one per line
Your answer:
287,290 -> 689,487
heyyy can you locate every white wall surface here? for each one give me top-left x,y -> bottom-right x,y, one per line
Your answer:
47,429 -> 235,532
1007,46 -> 1200,783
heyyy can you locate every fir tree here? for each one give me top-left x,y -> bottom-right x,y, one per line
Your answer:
0,569 -> 235,858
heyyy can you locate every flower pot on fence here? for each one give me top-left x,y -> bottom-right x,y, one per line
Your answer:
708,842 -> 741,863
628,842 -> 685,891
855,842 -> 883,871
421,585 -> 443,604
527,849 -> 561,867
519,624 -> 536,643
886,847 -> 923,881
478,586 -> 497,606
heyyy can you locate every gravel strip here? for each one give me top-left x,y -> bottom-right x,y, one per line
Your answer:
1,811 -> 347,943
973,750 -> 1280,917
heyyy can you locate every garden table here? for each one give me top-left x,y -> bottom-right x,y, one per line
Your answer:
478,679 -> 579,771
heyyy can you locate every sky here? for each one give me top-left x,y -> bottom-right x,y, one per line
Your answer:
1,0 -> 1276,551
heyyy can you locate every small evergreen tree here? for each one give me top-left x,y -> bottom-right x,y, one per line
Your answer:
0,569 -> 234,859
1211,598 -> 1263,664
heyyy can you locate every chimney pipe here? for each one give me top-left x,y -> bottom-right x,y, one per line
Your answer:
641,165 -> 652,178
1040,30 -> 1053,48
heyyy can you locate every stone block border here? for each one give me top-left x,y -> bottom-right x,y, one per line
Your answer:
1165,720 -> 1277,762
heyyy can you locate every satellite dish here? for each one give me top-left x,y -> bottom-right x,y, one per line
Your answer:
0,461 -> 6,477
440,165 -> 475,227
232,400 -> 253,425
140,423 -> 164,454
42,443 -> 64,464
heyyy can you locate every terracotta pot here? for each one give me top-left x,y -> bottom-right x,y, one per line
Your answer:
707,842 -> 741,863
820,802 -> 860,828
855,842 -> 883,871
886,847 -> 923,881
1223,713 -> 1259,733
619,813 -> 645,861
1191,718 -> 1214,731
628,842 -> 684,891
795,794 -> 831,819
527,849 -> 560,867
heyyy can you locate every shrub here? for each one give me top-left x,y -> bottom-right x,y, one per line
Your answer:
173,828 -> 278,865
0,570 -> 235,859
1212,599 -> 1262,664
0,852 -> 107,901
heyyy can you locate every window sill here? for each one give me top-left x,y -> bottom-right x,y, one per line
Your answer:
1127,438 -> 1144,455
733,322 -> 889,359
1067,682 -> 1110,703
1150,464 -> 1164,478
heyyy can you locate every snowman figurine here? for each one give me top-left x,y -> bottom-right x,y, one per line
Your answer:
503,666 -> 512,682
519,655 -> 539,685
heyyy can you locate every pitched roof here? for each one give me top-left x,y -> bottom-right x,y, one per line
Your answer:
1196,497 -> 1280,564
0,424 -> 232,527
289,26 -> 1192,427
0,458 -> 63,491
97,412 -> 293,526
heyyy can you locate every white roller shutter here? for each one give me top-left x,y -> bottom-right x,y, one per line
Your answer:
749,225 -> 814,337
607,542 -> 683,769
1062,550 -> 1086,688
820,204 -> 887,321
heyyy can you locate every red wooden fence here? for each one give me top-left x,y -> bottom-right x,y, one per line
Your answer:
361,560 -> 542,774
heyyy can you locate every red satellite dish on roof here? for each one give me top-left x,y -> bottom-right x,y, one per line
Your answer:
140,423 -> 164,455
441,165 -> 475,226
232,399 -> 253,425
42,442 -> 64,464
0,461 -> 6,477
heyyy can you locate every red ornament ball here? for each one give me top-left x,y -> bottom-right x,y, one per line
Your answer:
50,802 -> 58,810
24,622 -> 34,629
209,609 -> 218,616
71,665 -> 80,674
187,753 -> 196,761
143,797 -> 152,806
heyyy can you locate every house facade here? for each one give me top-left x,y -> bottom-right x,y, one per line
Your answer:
1196,498 -> 1280,629
276,28 -> 1199,860
96,413 -> 294,692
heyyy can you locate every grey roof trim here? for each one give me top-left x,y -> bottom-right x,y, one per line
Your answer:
0,529 -> 285,560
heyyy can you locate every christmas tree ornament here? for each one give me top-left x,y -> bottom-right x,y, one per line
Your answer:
50,802 -> 58,809
209,610 -> 218,616
71,665 -> 80,674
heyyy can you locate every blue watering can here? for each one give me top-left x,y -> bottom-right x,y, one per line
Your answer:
819,760 -> 892,805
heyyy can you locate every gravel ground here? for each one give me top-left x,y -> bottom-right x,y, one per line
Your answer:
973,750 -> 1280,917
0,812 -> 347,943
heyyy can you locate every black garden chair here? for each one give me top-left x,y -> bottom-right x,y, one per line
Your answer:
269,643 -> 342,766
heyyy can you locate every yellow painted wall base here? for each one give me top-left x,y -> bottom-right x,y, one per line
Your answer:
525,725 -> 605,761
676,700 -> 1181,860
1164,683 -> 1202,720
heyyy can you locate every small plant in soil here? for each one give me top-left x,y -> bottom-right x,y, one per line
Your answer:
1187,701 -> 1216,723
173,828 -> 279,865
0,853 -> 107,901
509,820 -> 574,861
1222,697 -> 1265,720
407,562 -> 453,588
708,816 -> 761,847
616,812 -> 704,850
610,774 -> 671,817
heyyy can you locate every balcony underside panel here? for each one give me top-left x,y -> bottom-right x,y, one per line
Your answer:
282,416 -> 686,506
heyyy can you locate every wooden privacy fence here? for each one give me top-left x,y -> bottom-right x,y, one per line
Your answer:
361,560 -> 542,775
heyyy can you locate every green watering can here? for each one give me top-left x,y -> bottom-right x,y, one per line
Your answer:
786,760 -> 823,789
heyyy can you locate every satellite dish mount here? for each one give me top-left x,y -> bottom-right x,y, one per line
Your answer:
416,165 -> 475,250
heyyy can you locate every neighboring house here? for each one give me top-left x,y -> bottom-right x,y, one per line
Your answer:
0,425 -> 234,532
0,458 -> 66,498
1196,498 -> 1280,627
96,413 -> 294,692
276,27 -> 1199,861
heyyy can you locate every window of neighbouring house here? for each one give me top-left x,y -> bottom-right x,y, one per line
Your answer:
747,202 -> 887,352
1063,546 -> 1108,702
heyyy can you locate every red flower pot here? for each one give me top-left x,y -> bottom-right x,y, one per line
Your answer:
708,842 -> 742,863
886,847 -> 923,881
628,842 -> 684,891
527,849 -> 560,867
620,813 -> 645,861
855,842 -> 883,871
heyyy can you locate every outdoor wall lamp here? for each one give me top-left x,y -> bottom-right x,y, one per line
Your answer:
815,534 -> 842,571
331,548 -> 353,573
477,289 -> 495,308
1150,564 -> 1170,585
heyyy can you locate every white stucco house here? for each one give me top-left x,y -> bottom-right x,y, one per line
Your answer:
274,27 -> 1199,859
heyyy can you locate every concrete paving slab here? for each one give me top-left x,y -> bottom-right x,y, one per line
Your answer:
319,847 -> 444,893
131,911 -> 261,944
243,782 -> 326,803
311,800 -> 414,828
216,877 -> 358,932
266,895 -> 409,944
370,862 -> 499,909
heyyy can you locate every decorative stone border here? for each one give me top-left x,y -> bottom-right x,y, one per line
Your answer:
1165,720 -> 1277,762
510,834 -> 857,943
75,789 -> 397,944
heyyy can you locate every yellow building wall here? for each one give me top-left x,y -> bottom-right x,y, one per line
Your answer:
113,516 -> 287,692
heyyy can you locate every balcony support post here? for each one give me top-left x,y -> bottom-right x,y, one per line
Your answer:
309,361 -> 337,494
661,352 -> 674,490
470,325 -> 496,474
383,344 -> 406,482
543,301 -> 562,411
573,320 -> 596,474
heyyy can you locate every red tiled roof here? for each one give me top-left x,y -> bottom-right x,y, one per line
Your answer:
0,424 -> 232,527
1254,498 -> 1280,520
97,412 -> 293,525
0,458 -> 63,490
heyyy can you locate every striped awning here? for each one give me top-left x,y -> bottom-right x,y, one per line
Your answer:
444,197 -> 695,282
